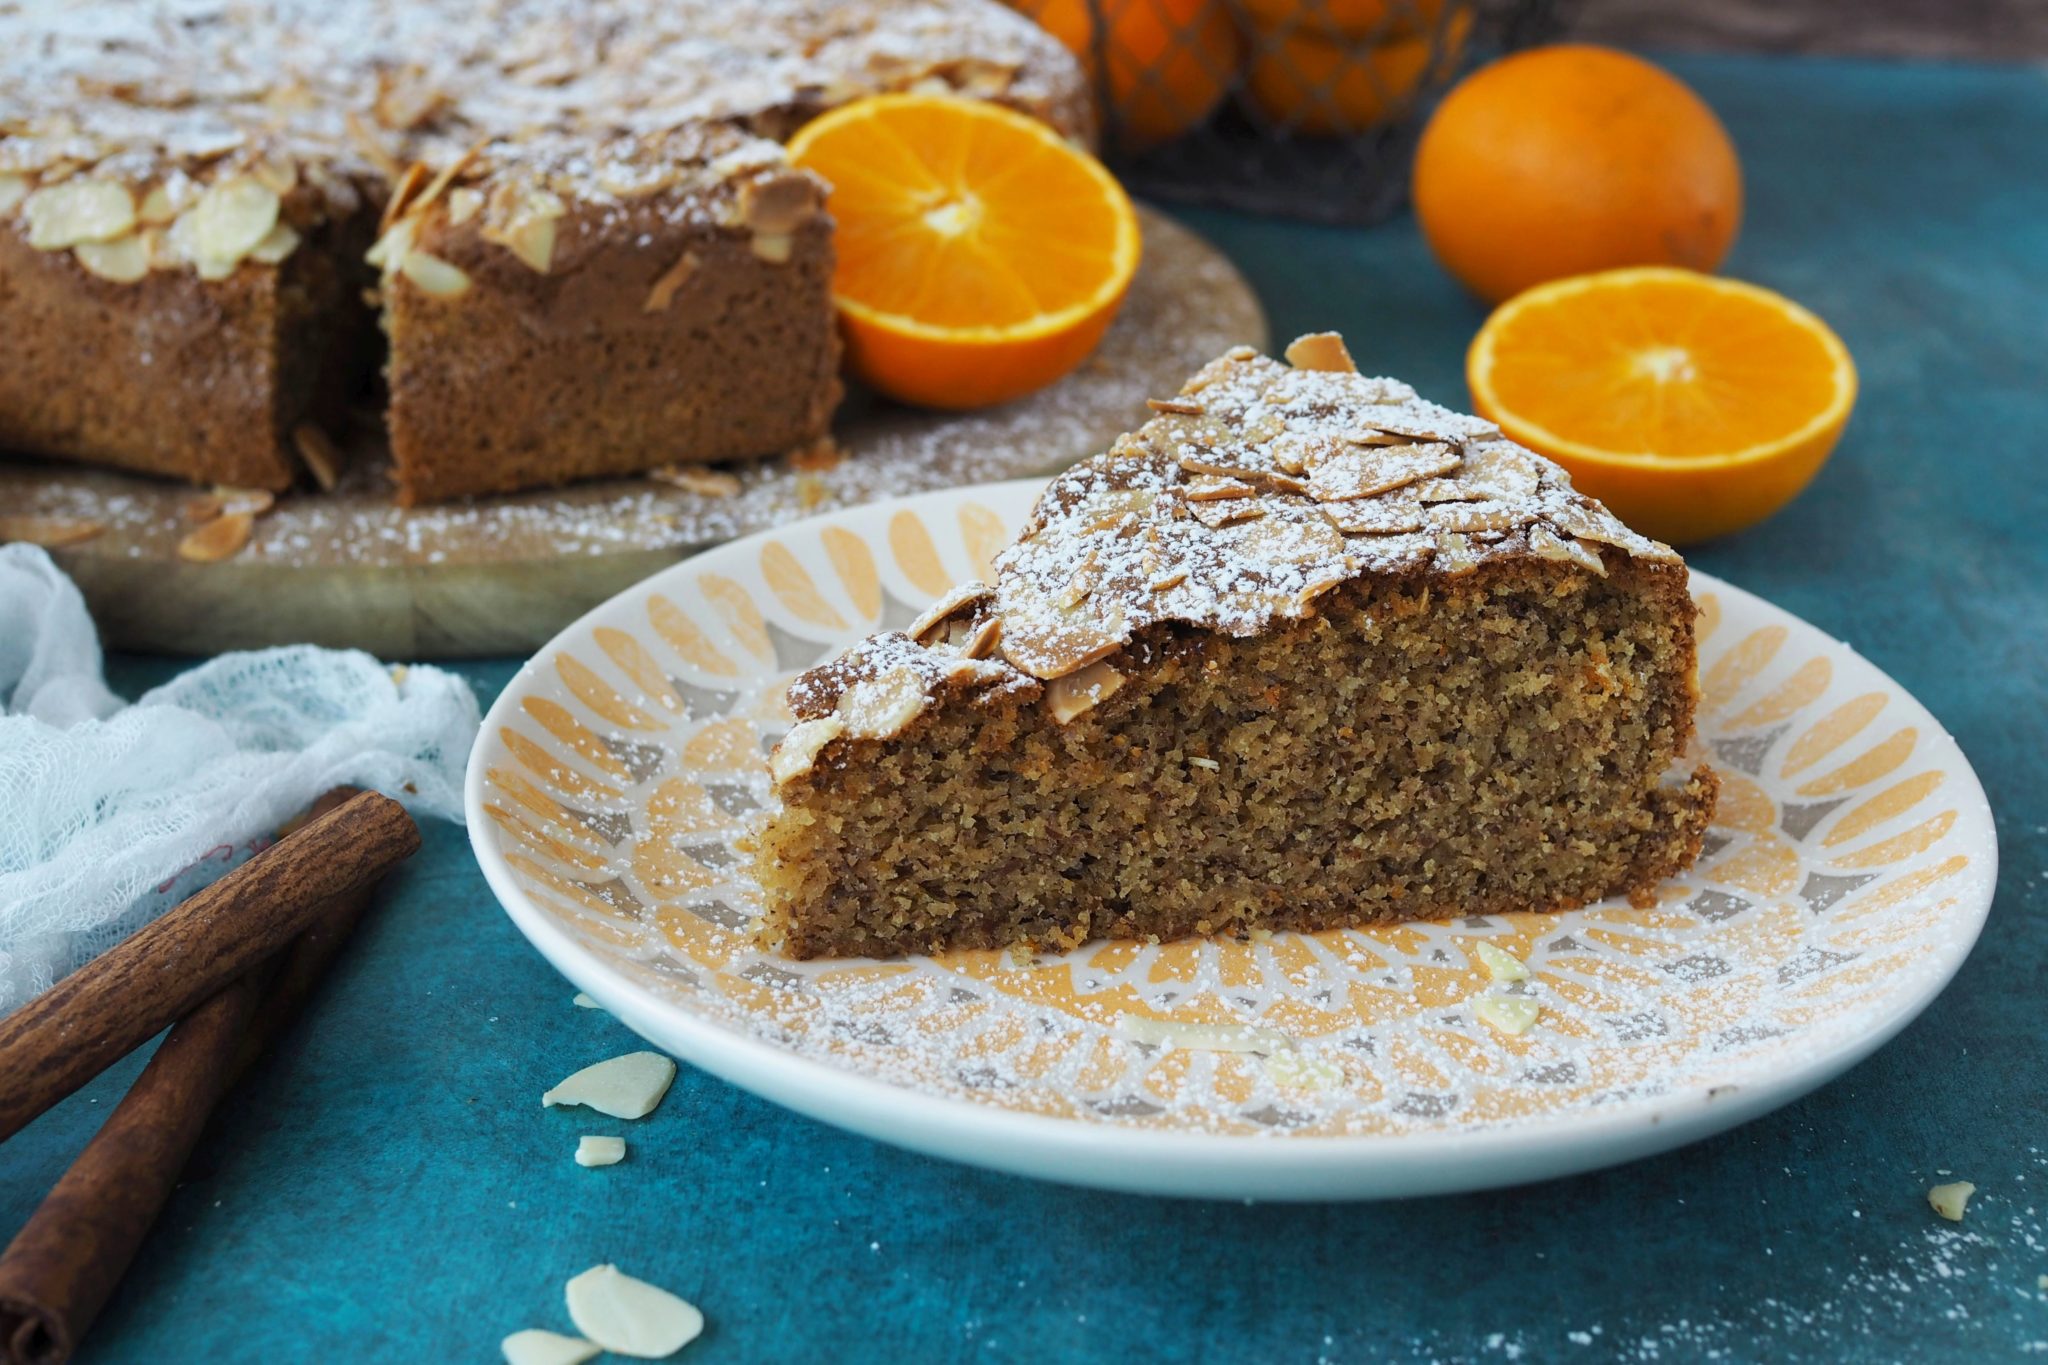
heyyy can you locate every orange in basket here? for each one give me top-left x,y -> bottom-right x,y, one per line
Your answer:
1244,10 -> 1469,135
1237,0 -> 1448,41
785,94 -> 1141,410
1467,267 -> 1857,544
1017,0 -> 1243,148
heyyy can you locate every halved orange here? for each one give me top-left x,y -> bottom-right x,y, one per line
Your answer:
1468,268 -> 1856,545
785,94 -> 1141,410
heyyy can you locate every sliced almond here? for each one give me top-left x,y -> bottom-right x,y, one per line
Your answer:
23,179 -> 135,249
542,1052 -> 676,1120
212,485 -> 275,516
1177,455 -> 1305,496
1304,443 -> 1461,502
0,515 -> 105,548
400,250 -> 472,298
835,665 -> 926,740
247,154 -> 297,197
136,183 -> 177,225
956,615 -> 1002,660
1526,523 -> 1607,576
1185,477 -> 1255,502
0,174 -> 28,215
1928,1181 -> 1976,1222
380,162 -> 431,232
749,231 -> 793,264
1283,331 -> 1356,373
177,510 -> 254,562
246,223 -> 300,265
573,1136 -> 626,1168
182,493 -> 224,523
1431,501 -> 1523,535
364,216 -> 416,271
1473,941 -> 1529,982
1145,397 -> 1205,416
502,208 -> 560,273
74,234 -> 149,283
500,1329 -> 599,1365
1044,660 -> 1123,724
174,177 -> 281,272
738,173 -> 816,236
646,464 -> 740,497
770,716 -> 845,784
643,249 -> 699,313
1191,499 -> 1264,530
907,581 -> 997,645
1474,995 -> 1540,1036
445,186 -> 484,227
563,1265 -> 704,1359
1323,502 -> 1424,536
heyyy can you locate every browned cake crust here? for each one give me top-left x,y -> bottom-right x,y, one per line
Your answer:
755,336 -> 1720,959
0,0 -> 1090,496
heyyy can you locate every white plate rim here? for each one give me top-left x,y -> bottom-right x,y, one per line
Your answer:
466,479 -> 1999,1200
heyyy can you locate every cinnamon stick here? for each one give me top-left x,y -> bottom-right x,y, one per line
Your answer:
0,789 -> 418,1144
0,789 -> 407,1365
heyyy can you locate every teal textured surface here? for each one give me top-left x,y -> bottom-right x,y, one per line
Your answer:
4,53 -> 2046,1362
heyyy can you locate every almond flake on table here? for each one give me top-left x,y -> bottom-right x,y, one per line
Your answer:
542,1052 -> 676,1120
501,1328 -> 600,1365
571,992 -> 601,1009
575,1135 -> 626,1167
565,1264 -> 705,1358
1928,1180 -> 1976,1222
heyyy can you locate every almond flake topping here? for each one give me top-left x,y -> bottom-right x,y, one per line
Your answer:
1304,443 -> 1462,502
781,340 -> 1679,725
1283,331 -> 1356,373
1146,397 -> 1205,415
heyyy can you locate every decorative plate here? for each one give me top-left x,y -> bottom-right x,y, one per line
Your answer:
466,480 -> 1997,1200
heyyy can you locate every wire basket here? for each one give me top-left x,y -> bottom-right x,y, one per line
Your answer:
1010,0 -> 1566,224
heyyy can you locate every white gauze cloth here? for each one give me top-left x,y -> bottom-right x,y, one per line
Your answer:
0,544 -> 479,1010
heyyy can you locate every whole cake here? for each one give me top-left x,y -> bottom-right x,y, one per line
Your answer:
0,0 -> 1090,501
755,334 -> 1721,959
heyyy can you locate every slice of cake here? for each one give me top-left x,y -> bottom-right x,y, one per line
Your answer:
375,129 -> 840,504
755,334 -> 1720,959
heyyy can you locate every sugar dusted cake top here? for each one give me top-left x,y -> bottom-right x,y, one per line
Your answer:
775,334 -> 1681,783
0,0 -> 1089,281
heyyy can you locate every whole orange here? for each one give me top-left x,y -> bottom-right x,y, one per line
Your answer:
1017,0 -> 1243,149
1412,44 -> 1742,304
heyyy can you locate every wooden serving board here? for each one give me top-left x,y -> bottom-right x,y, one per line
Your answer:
2,206 -> 1265,658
